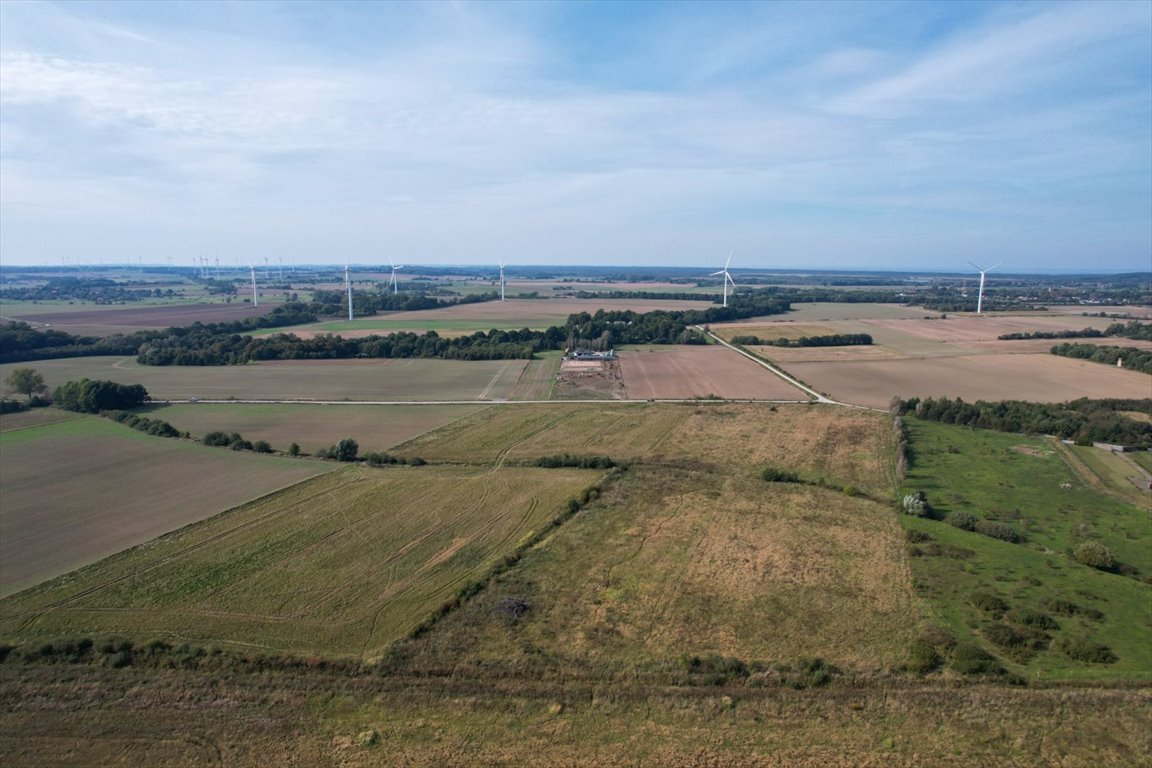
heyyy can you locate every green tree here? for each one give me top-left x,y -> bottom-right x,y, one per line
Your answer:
4,368 -> 47,398
332,438 -> 359,462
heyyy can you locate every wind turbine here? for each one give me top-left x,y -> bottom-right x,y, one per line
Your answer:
968,261 -> 1000,315
249,265 -> 259,307
345,261 -> 354,322
711,252 -> 736,308
388,257 -> 404,295
498,258 -> 506,302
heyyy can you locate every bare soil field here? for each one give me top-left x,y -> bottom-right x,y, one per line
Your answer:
0,417 -> 330,597
775,302 -> 937,321
710,323 -> 837,341
553,358 -> 626,400
866,313 -> 1122,344
787,353 -> 1152,409
0,302 -> 271,336
0,464 -> 601,658
0,409 -> 81,433
144,403 -> 488,454
619,346 -> 807,400
0,356 -> 530,401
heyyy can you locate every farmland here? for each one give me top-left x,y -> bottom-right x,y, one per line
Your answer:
0,356 -> 531,402
143,402 -> 488,454
0,464 -> 603,658
619,346 -> 808,400
0,416 -> 331,597
0,301 -> 274,336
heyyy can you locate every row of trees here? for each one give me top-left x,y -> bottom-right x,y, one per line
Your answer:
729,333 -> 873,347
894,396 -> 1152,447
1050,343 -> 1152,375
53,379 -> 150,413
999,321 -> 1152,341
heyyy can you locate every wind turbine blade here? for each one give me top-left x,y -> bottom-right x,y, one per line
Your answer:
967,261 -> 984,272
710,270 -> 725,277
726,273 -> 736,288
725,251 -> 732,270
987,263 -> 1001,272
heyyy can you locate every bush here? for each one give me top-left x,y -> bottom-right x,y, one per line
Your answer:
331,438 -> 359,462
1044,599 -> 1104,621
288,442 -> 300,456
946,510 -> 977,531
901,491 -> 932,517
1053,636 -> 1117,664
969,592 -> 1009,616
904,639 -> 942,674
950,643 -> 1004,676
762,466 -> 802,483
252,440 -> 273,453
1012,608 -> 1059,631
1072,541 -> 1115,570
906,530 -> 934,543
203,431 -> 232,447
974,519 -> 1022,543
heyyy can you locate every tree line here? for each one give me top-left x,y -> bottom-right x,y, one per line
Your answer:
999,321 -> 1152,341
728,333 -> 873,347
1050,343 -> 1152,375
892,396 -> 1152,447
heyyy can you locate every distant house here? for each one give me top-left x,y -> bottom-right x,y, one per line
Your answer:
567,348 -> 618,361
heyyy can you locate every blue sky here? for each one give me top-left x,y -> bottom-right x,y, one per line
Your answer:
1,0 -> 1149,272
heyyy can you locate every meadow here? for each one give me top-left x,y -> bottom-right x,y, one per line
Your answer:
899,418 -> 1151,681
0,415 -> 330,597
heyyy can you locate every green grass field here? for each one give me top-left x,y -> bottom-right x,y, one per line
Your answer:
900,419 -> 1152,681
1069,444 -> 1151,501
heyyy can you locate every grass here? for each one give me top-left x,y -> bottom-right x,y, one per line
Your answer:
0,464 -> 603,658
899,418 -> 1152,681
1068,444 -> 1151,501
1131,450 -> 1152,473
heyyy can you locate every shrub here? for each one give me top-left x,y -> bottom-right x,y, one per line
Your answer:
1053,637 -> 1117,664
762,466 -> 801,483
946,510 -> 977,531
974,519 -> 1022,543
252,440 -> 273,453
950,643 -> 1004,676
493,596 -> 531,621
1072,541 -> 1115,570
1044,599 -> 1104,621
904,640 -> 942,674
288,442 -> 300,456
331,438 -> 359,462
969,592 -> 1009,616
1012,608 -> 1059,631
906,530 -> 934,543
901,491 -> 932,517
203,431 -> 232,447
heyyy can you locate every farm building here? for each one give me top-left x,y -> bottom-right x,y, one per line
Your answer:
566,348 -> 618,361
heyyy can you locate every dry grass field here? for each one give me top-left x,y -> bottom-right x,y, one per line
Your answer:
787,353 -> 1152,409
0,301 -> 272,336
619,346 -> 807,400
0,465 -> 601,658
144,403 -> 488,454
0,416 -> 330,597
0,356 -> 530,401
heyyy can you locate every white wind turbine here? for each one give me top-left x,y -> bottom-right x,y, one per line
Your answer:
968,261 -> 1000,315
711,252 -> 736,308
249,265 -> 258,307
388,257 -> 404,295
345,261 -> 354,321
498,258 -> 506,301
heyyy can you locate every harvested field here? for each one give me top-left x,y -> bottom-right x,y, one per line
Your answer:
507,355 -> 561,400
0,408 -> 80,433
0,356 -> 530,402
0,416 -> 330,597
0,302 -> 272,336
0,465 -> 602,657
778,302 -> 935,321
619,346 -> 807,400
144,403 -> 487,454
710,323 -> 837,342
787,353 -> 1152,410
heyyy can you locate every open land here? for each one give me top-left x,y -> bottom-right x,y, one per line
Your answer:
143,402 -> 488,454
0,464 -> 602,658
619,346 -> 808,400
0,301 -> 274,336
0,356 -> 530,402
0,416 -> 330,597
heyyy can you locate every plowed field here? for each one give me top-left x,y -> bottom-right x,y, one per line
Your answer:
619,346 -> 806,400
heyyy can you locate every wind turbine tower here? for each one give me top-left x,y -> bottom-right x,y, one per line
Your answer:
968,261 -> 1000,315
249,265 -> 259,307
499,259 -> 506,301
389,257 -> 404,295
345,261 -> 354,322
711,252 -> 736,308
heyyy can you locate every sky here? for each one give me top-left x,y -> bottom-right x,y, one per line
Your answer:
0,0 -> 1150,272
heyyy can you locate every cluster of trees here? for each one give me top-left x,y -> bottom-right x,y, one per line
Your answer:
894,396 -> 1152,447
53,379 -> 149,413
571,290 -> 721,302
0,277 -> 165,303
1050,343 -> 1152,374
108,410 -> 180,438
308,289 -> 497,318
531,454 -> 617,469
999,321 -> 1151,341
203,431 -> 272,453
729,333 -> 873,347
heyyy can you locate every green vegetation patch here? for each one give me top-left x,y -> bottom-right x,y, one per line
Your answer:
900,418 -> 1152,681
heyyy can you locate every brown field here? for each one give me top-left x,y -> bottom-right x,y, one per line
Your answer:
143,403 -> 488,453
0,302 -> 272,336
0,409 -> 81,433
0,464 -> 601,658
0,356 -> 530,401
0,416 -> 330,597
507,355 -> 561,400
619,346 -> 807,400
787,353 -> 1152,409
711,323 -> 837,341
